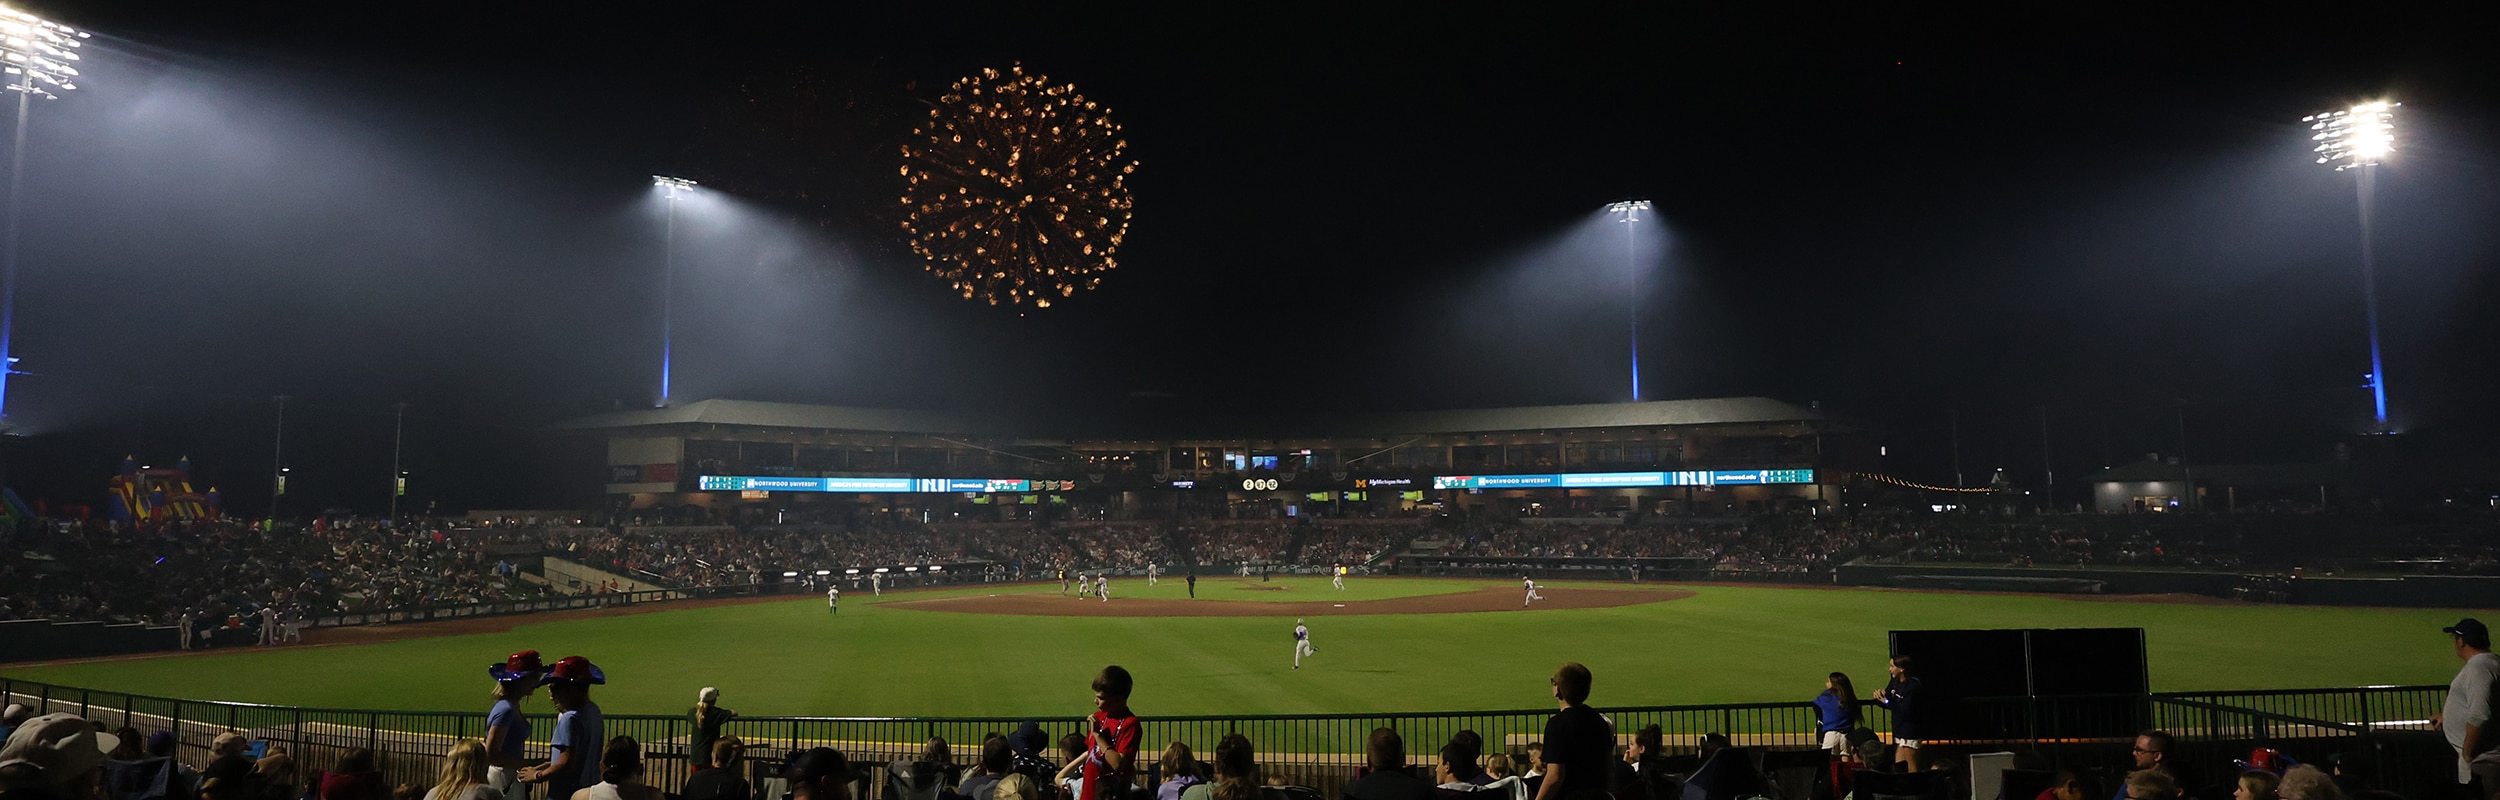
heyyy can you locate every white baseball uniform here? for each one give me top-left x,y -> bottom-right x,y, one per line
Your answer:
1523,578 -> 1543,607
1096,575 -> 1109,601
871,573 -> 883,595
827,586 -> 840,614
1293,622 -> 1315,668
1333,566 -> 1346,590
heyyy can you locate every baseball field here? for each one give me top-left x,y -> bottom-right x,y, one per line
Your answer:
3,578 -> 2485,717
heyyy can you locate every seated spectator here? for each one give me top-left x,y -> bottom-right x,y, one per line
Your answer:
105,730 -> 197,800
784,749 -> 853,800
1680,734 -> 1761,800
248,753 -> 298,800
572,737 -> 660,800
1179,734 -> 1255,800
2123,771 -> 2178,800
1154,743 -> 1201,800
2233,771 -> 2279,800
1449,733 -> 1491,787
1052,735 -> 1087,799
2271,768 -> 2340,800
1482,757 -> 1515,783
889,738 -> 957,800
681,739 -> 750,800
0,706 -> 29,742
0,713 -> 120,800
1004,724 -> 1055,788
198,733 -> 255,800
1434,744 -> 1479,792
1342,729 -> 1429,800
322,749 -> 389,800
2033,771 -> 2097,800
104,731 -> 142,763
1618,726 -> 1674,800
957,736 -> 1009,800
992,776 -> 1037,800
424,741 -> 498,800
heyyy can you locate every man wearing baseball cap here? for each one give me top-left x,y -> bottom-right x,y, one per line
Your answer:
2437,618 -> 2498,799
0,712 -> 121,800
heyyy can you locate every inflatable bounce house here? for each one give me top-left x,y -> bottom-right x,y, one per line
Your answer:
108,455 -> 220,527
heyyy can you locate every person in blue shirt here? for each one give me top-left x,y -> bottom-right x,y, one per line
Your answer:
523,656 -> 605,800
485,651 -> 547,800
1812,673 -> 1861,759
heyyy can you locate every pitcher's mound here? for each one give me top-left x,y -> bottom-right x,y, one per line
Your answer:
885,585 -> 1694,617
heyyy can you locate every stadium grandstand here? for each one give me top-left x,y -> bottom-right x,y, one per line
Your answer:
557,396 -> 1857,523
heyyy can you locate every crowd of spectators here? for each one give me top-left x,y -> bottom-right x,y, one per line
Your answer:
1176,521 -> 1294,567
1426,510 -> 2500,574
1296,521 -> 1422,568
0,517 -> 544,629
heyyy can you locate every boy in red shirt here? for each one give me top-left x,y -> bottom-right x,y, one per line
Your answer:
1083,665 -> 1142,800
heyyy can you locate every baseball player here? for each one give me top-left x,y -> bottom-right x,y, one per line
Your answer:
1292,619 -> 1316,669
1096,574 -> 1110,602
1060,569 -> 1071,596
1332,565 -> 1347,591
826,584 -> 840,614
871,572 -> 883,596
1147,563 -> 1160,586
1522,577 -> 1544,607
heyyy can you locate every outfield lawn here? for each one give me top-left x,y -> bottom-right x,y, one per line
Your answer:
3,579 -> 2484,718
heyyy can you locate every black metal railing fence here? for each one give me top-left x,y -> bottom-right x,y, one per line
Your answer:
0,678 -> 2456,800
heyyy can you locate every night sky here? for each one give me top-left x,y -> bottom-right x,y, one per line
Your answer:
5,3 -> 2495,514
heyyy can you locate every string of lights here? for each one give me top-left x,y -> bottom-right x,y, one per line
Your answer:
900,64 -> 1136,309
1853,472 -> 1999,494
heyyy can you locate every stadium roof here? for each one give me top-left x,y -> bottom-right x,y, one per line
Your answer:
559,396 -> 1826,440
556,399 -> 995,436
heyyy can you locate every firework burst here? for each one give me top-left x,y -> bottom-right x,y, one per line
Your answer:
900,64 -> 1136,308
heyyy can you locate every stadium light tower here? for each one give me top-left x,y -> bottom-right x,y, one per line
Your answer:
0,5 -> 90,425
1605,199 -> 1651,402
652,175 -> 696,407
2303,101 -> 2397,432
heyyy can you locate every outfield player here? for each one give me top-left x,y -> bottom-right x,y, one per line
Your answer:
871,572 -> 883,596
1060,569 -> 1071,596
1095,574 -> 1110,602
1332,565 -> 1347,591
826,584 -> 839,614
1522,577 -> 1543,607
1292,619 -> 1316,669
1147,563 -> 1160,586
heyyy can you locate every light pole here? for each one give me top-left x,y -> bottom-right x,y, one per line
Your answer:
2303,101 -> 2397,433
269,395 -> 288,521
0,5 -> 89,425
652,175 -> 696,407
389,402 -> 407,523
1604,199 -> 1651,402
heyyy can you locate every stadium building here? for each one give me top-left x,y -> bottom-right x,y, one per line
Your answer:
561,396 -> 1858,521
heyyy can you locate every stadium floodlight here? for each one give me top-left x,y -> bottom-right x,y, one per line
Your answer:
0,4 -> 92,426
2305,102 -> 2396,171
651,175 -> 696,407
1604,200 -> 1652,402
2303,102 -> 2398,432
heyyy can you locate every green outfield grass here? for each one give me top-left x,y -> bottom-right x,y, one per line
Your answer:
3,579 -> 2485,718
